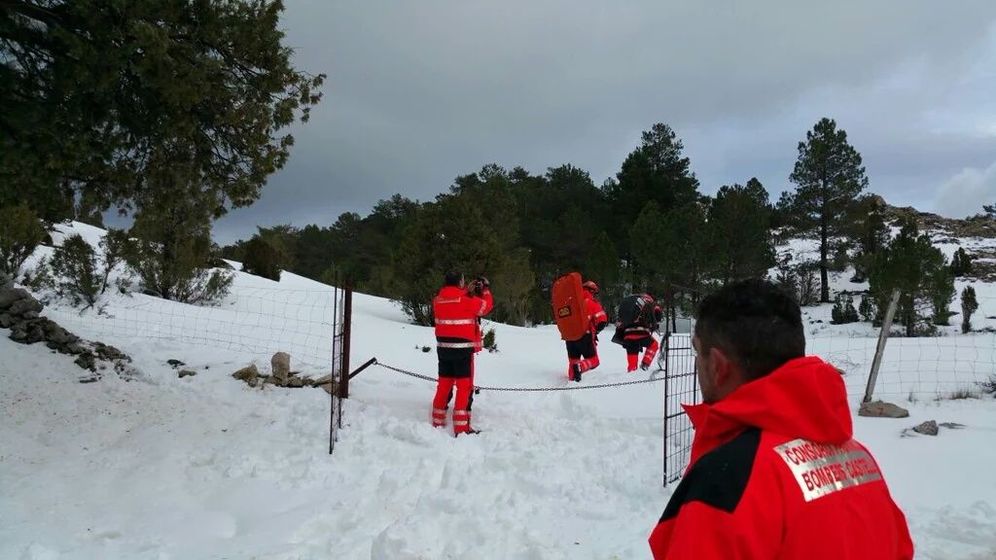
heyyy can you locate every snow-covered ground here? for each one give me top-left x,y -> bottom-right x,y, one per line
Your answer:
2,223 -> 996,559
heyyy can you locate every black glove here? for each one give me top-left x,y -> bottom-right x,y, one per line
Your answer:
477,276 -> 490,289
596,321 -> 607,333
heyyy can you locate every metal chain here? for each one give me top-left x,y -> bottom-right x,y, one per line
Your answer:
374,361 -> 665,392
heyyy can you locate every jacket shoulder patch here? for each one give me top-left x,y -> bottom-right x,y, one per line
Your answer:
773,438 -> 883,502
660,428 -> 761,521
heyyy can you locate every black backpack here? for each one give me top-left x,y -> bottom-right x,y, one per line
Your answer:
616,294 -> 654,328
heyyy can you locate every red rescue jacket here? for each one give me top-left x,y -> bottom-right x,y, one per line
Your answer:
433,286 -> 494,351
585,291 -> 608,335
649,356 -> 913,560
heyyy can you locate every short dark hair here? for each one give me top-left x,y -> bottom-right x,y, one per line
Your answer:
443,270 -> 463,287
695,279 -> 805,380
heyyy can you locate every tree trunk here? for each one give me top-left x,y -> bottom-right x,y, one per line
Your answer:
903,296 -> 915,337
819,226 -> 830,303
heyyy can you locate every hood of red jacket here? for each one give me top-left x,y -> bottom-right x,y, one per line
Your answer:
437,286 -> 465,298
683,356 -> 853,467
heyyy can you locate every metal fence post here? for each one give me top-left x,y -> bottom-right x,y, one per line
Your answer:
338,282 -> 352,399
329,277 -> 340,455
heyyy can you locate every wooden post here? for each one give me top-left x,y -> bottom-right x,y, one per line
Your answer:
863,289 -> 901,404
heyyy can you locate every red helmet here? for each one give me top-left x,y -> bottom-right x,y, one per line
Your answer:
582,280 -> 599,294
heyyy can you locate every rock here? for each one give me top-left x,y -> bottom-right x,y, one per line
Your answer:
311,374 -> 333,386
8,297 -> 42,317
178,369 -> 197,379
78,375 -> 101,384
74,352 -> 97,371
0,313 -> 14,328
912,420 -> 939,436
167,359 -> 186,368
93,342 -> 129,362
0,288 -> 31,310
43,322 -> 75,345
286,376 -> 305,388
271,352 -> 291,385
858,401 -> 910,419
13,319 -> 47,344
114,361 -> 141,381
232,364 -> 260,388
9,325 -> 28,342
63,342 -> 87,355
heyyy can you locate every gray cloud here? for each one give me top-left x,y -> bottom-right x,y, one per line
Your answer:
214,0 -> 996,243
936,162 -> 996,218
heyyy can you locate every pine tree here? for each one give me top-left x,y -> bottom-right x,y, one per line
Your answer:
847,195 -> 890,283
950,248 -> 973,277
961,286 -> 979,334
0,204 -> 46,284
783,118 -> 869,302
629,201 -> 667,286
707,178 -> 774,284
241,236 -> 283,281
1,0 -> 324,221
929,267 -> 955,326
868,217 -> 951,336
831,293 -> 859,324
607,123 -> 701,260
658,202 -> 711,301
126,183 -> 232,304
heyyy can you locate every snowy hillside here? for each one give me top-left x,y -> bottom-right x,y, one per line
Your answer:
2,222 -> 996,559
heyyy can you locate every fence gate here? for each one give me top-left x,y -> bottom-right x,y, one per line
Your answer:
658,320 -> 698,486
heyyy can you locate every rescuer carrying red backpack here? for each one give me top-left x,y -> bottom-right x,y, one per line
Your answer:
564,280 -> 609,382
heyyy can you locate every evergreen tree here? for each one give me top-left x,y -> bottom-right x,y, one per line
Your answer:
1,0 -> 323,221
858,293 -> 877,323
707,178 -> 774,284
241,236 -> 283,281
391,195 -> 504,325
607,123 -> 700,258
0,204 -> 46,285
48,234 -> 99,307
962,286 -> 979,334
831,293 -> 859,324
783,118 -> 869,302
126,182 -> 232,304
950,248 -> 973,277
929,267 -> 956,326
868,217 -> 951,336
659,202 -> 711,307
629,201 -> 667,287
847,195 -> 890,283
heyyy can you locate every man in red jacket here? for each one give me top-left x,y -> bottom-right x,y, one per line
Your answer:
566,280 -> 609,382
649,279 -> 913,559
431,271 -> 494,435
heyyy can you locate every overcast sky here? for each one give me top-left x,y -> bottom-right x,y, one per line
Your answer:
213,0 -> 996,243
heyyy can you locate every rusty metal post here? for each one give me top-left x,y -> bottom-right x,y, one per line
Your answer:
338,282 -> 353,399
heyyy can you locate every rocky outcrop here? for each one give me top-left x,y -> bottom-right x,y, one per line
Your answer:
0,287 -> 136,382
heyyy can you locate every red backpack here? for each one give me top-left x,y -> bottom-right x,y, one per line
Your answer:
551,272 -> 590,341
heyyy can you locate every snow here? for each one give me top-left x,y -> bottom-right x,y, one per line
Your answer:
2,222 -> 996,559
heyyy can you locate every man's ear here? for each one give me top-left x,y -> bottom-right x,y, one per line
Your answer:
709,346 -> 736,387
